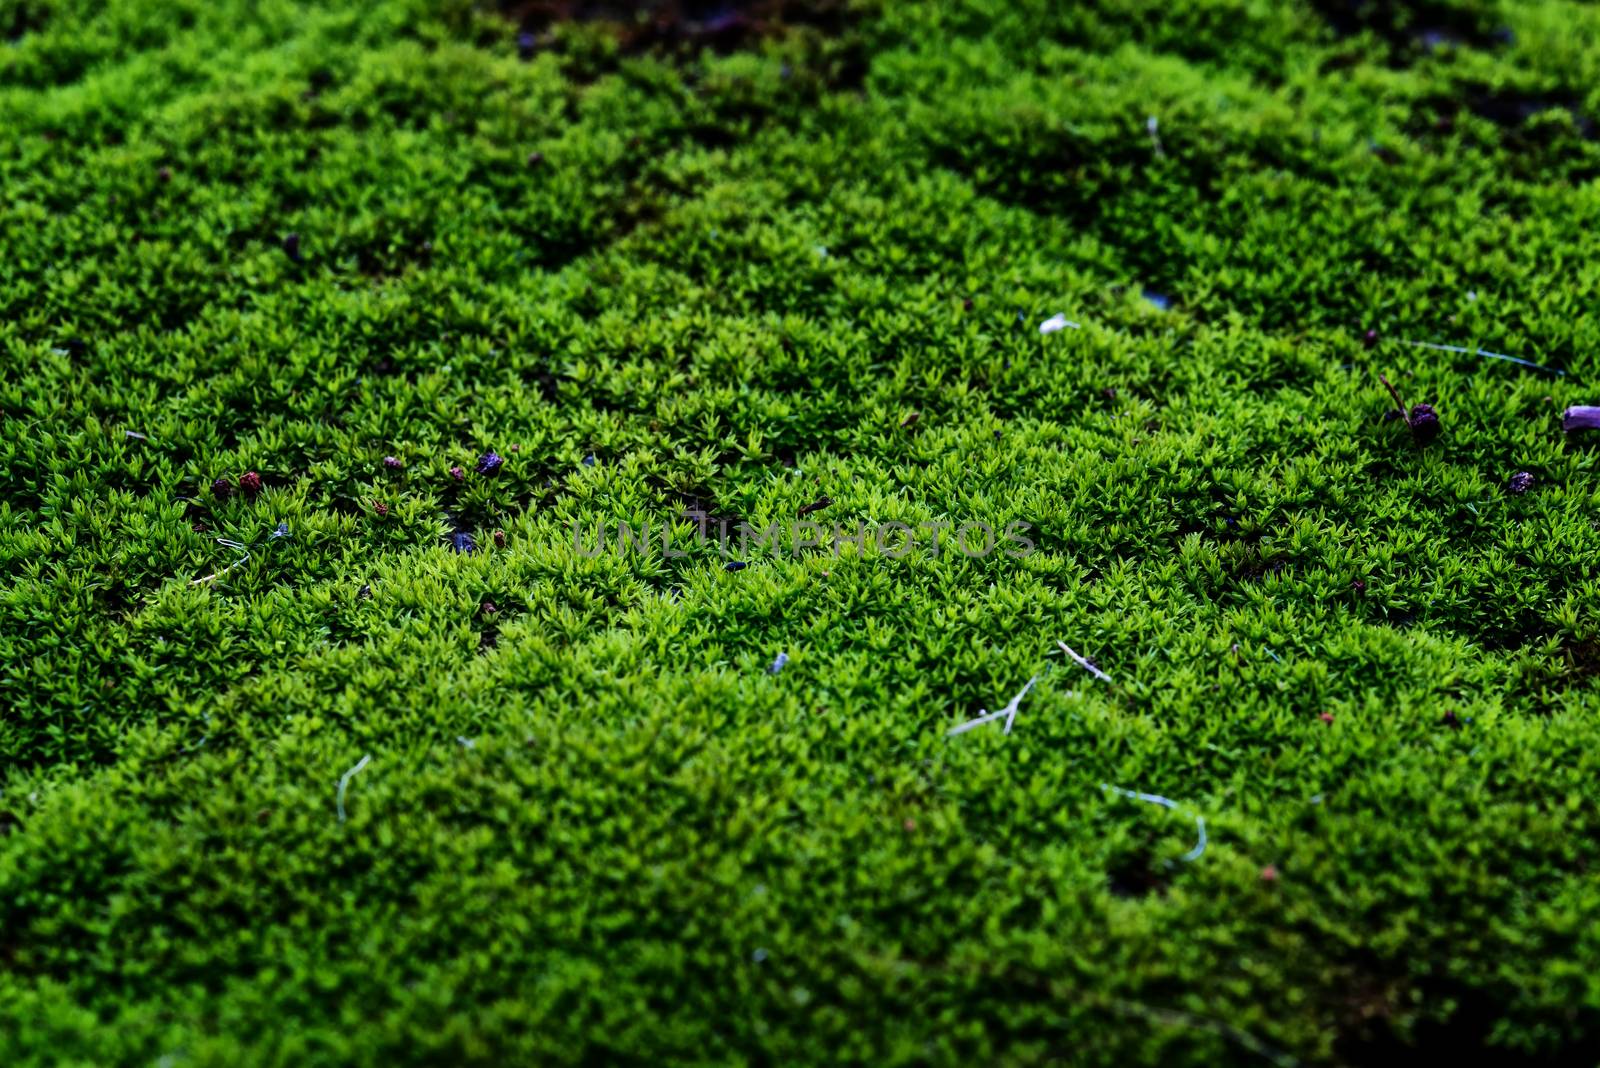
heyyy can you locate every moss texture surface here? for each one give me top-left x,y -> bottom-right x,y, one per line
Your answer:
6,0 -> 1600,1063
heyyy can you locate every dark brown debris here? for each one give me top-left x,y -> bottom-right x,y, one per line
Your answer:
797,495 -> 833,517
1378,373 -> 1440,445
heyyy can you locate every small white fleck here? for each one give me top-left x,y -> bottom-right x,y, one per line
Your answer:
1039,313 -> 1080,335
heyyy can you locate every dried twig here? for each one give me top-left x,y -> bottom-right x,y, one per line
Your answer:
1057,641 -> 1111,682
1146,115 -> 1166,159
948,674 -> 1040,736
336,754 -> 371,823
190,538 -> 250,586
1094,994 -> 1301,1068
1398,338 -> 1563,377
1101,783 -> 1208,863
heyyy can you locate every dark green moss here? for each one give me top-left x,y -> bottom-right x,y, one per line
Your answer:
6,0 -> 1600,1063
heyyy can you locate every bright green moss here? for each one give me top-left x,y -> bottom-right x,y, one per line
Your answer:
5,0 -> 1600,1062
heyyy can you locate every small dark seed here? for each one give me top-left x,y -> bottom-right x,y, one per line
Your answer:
382,455 -> 403,470
1507,471 -> 1535,495
724,560 -> 748,572
475,452 -> 503,475
239,471 -> 263,496
1363,328 -> 1379,348
373,501 -> 389,516
450,465 -> 466,481
211,477 -> 233,499
282,233 -> 303,263
493,529 -> 506,548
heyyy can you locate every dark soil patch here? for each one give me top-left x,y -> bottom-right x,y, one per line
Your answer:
501,0 -> 857,57
1106,847 -> 1171,899
1308,0 -> 1509,57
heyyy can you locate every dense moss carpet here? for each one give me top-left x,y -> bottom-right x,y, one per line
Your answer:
6,0 -> 1600,1063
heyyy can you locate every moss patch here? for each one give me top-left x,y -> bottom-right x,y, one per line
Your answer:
6,0 -> 1600,1063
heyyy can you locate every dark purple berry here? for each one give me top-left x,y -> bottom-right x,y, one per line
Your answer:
1507,471 -> 1535,495
239,471 -> 263,496
1408,403 -> 1440,444
211,477 -> 233,499
724,560 -> 748,572
475,452 -> 503,475
450,465 -> 466,482
1363,328 -> 1379,348
373,501 -> 389,516
527,151 -> 544,167
282,233 -> 303,264
1440,709 -> 1461,730
451,532 -> 477,554
493,529 -> 506,548
382,455 -> 403,470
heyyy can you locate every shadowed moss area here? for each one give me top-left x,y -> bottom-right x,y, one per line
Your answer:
5,0 -> 1600,1063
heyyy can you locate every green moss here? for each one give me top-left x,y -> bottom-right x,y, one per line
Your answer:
5,0 -> 1600,1062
